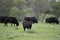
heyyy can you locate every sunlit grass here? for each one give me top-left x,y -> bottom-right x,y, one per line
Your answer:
0,22 -> 60,40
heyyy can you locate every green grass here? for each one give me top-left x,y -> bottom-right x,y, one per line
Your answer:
0,22 -> 60,40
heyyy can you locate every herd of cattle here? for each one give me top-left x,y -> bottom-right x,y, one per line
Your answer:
0,16 -> 59,31
23,17 -> 59,31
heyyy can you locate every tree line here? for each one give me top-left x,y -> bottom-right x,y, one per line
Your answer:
0,0 -> 60,22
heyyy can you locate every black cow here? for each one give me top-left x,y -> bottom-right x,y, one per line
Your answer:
0,16 -> 8,25
45,17 -> 59,24
31,17 -> 38,23
5,17 -> 19,26
0,16 -> 19,27
24,17 -> 31,21
23,20 -> 32,31
24,17 -> 38,23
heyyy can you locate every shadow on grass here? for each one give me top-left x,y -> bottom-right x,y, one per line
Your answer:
7,37 -> 13,39
26,30 -> 36,34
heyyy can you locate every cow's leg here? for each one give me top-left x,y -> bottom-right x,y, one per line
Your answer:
27,27 -> 31,31
24,27 -> 26,31
30,25 -> 32,30
30,27 -> 31,30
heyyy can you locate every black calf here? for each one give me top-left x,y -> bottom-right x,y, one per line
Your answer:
23,21 -> 32,31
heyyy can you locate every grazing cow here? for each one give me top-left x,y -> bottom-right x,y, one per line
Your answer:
24,17 -> 38,23
23,20 -> 32,31
0,16 -> 19,27
5,17 -> 19,26
45,17 -> 59,24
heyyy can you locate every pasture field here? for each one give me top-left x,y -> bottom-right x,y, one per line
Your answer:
0,22 -> 60,40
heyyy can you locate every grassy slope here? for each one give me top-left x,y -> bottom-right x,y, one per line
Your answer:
0,22 -> 60,40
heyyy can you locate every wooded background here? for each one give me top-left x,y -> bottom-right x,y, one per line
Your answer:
0,0 -> 60,22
